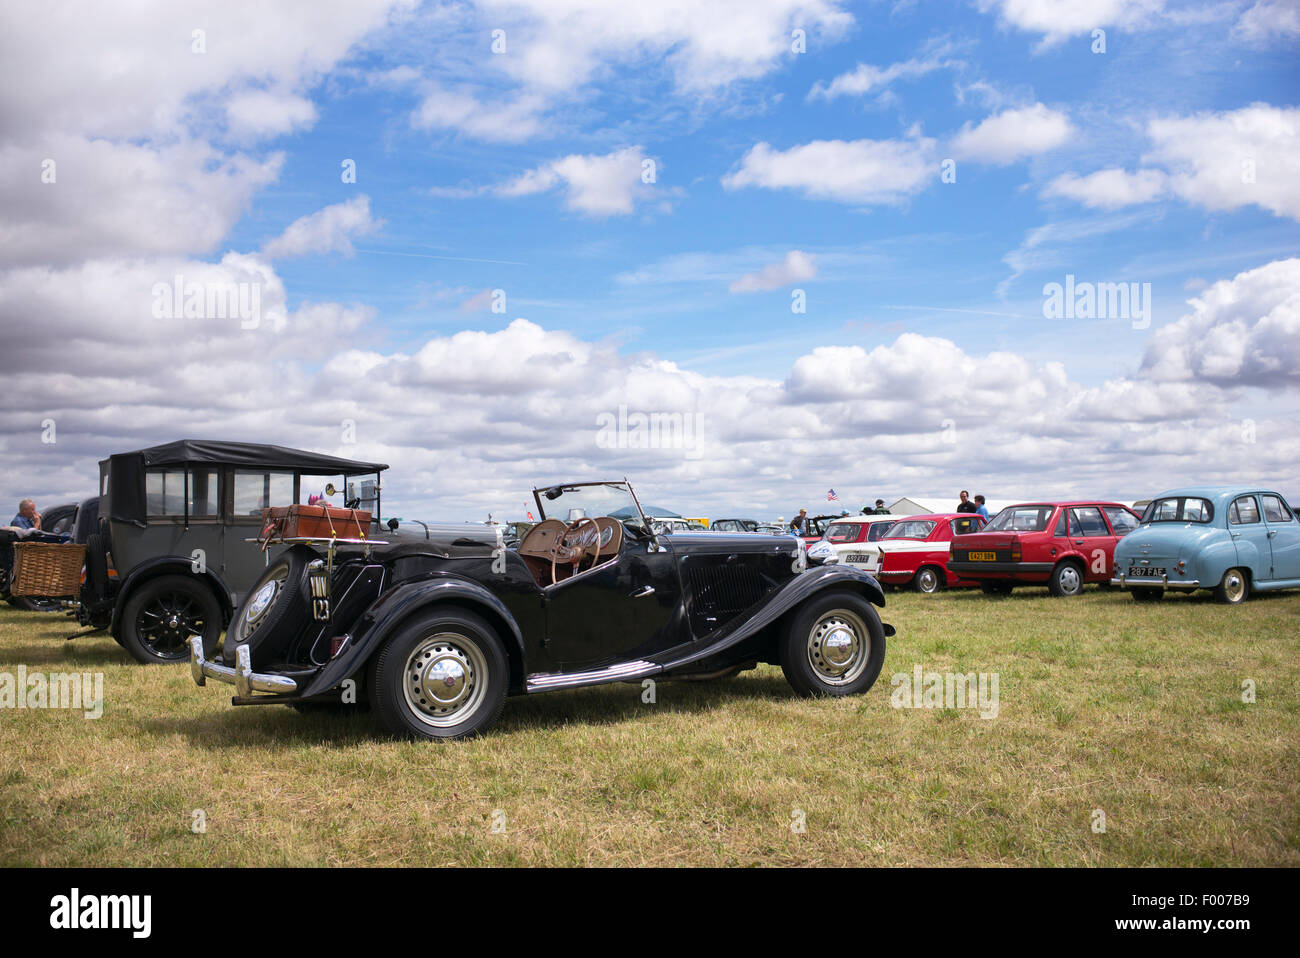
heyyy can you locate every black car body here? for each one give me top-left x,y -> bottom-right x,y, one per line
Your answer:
78,439 -> 388,664
191,480 -> 894,739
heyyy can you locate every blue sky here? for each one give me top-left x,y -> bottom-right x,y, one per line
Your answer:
1,0 -> 1298,518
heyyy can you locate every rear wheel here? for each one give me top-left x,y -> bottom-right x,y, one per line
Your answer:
1213,568 -> 1249,605
1048,561 -> 1084,597
119,575 -> 223,664
368,608 -> 508,740
779,591 -> 886,697
913,566 -> 943,593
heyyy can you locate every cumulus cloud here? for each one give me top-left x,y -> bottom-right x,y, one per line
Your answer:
225,90 -> 319,140
1141,257 -> 1300,388
1232,1 -> 1300,44
730,251 -> 817,292
950,103 -> 1074,164
975,0 -> 1167,47
722,135 -> 936,205
496,146 -> 655,216
1042,168 -> 1169,209
261,196 -> 382,259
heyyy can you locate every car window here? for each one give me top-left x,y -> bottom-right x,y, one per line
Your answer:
883,520 -> 936,539
866,522 -> 895,541
233,470 -> 294,517
1261,495 -> 1293,523
827,523 -> 863,543
145,467 -> 219,517
1068,507 -> 1110,536
950,517 -> 982,536
1229,496 -> 1260,525
1103,506 -> 1139,534
985,506 -> 1053,532
1053,512 -> 1066,537
1142,497 -> 1213,523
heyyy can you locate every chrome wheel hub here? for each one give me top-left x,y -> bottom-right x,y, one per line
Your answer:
403,634 -> 487,727
807,610 -> 870,685
1224,571 -> 1245,602
1060,567 -> 1081,593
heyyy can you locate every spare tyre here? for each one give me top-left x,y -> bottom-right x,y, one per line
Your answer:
224,545 -> 318,664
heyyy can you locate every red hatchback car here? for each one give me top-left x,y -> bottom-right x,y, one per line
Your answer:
947,501 -> 1141,596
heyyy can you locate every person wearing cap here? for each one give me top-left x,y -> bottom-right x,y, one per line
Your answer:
873,499 -> 889,514
789,508 -> 809,535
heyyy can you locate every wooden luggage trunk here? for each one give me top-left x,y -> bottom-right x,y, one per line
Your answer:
259,505 -> 371,545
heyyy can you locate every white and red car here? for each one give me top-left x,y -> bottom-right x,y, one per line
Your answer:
806,515 -> 898,570
859,513 -> 987,592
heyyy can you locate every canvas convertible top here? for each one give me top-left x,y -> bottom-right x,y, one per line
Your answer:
102,439 -> 388,524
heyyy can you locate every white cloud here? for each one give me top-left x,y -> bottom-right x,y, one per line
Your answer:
1042,168 -> 1169,209
411,86 -> 546,143
722,136 -> 936,205
1232,1 -> 1300,44
261,196 -> 382,259
730,251 -> 817,292
975,0 -> 1167,46
225,90 -> 319,140
496,146 -> 654,216
808,42 -> 960,100
1141,257 -> 1300,388
950,103 -> 1074,164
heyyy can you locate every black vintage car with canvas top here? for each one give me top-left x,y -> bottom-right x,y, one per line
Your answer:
190,480 -> 894,739
79,439 -> 388,665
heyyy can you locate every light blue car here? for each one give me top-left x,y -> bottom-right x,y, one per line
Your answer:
1112,486 -> 1300,604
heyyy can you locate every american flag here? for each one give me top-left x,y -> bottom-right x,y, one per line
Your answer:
527,511 -> 534,521
827,489 -> 838,502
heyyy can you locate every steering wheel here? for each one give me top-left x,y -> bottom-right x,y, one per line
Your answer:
551,517 -> 600,585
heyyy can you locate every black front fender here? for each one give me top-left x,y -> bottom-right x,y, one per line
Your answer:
298,575 -> 526,699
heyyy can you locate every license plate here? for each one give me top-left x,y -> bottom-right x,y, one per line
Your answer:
845,554 -> 872,564
968,551 -> 996,561
1127,566 -> 1165,578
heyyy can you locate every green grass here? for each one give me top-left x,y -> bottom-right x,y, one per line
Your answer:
1,586 -> 1297,866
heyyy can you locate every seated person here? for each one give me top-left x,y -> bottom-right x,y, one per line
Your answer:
10,499 -> 40,530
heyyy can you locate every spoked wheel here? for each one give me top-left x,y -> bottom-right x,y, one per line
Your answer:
369,608 -> 508,740
120,575 -> 222,664
780,591 -> 886,697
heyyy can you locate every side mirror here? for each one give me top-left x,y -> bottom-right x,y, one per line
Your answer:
325,483 -> 337,496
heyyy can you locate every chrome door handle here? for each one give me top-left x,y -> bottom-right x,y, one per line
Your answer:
1231,532 -> 1241,538
1268,531 -> 1277,538
630,585 -> 655,598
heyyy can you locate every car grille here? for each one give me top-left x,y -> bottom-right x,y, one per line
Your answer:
688,564 -> 769,629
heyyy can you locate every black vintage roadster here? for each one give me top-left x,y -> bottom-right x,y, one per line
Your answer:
190,480 -> 894,739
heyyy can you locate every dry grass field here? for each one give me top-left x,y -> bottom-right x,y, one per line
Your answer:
1,586 -> 1297,867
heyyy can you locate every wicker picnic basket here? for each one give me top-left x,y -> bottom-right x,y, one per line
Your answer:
11,542 -> 85,597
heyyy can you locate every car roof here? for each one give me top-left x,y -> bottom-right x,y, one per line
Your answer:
1148,486 -> 1280,504
900,513 -> 972,521
828,515 -> 895,523
102,438 -> 388,475
995,501 -> 1132,509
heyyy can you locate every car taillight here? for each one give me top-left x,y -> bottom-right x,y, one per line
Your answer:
1010,539 -> 1021,562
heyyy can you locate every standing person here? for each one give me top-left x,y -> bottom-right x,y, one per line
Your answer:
873,499 -> 889,514
974,495 -> 990,519
956,490 -> 977,513
10,498 -> 40,529
789,508 -> 809,535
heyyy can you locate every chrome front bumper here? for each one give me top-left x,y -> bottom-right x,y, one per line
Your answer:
189,637 -> 298,697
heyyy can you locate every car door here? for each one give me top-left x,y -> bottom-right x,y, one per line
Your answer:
1228,494 -> 1273,580
1259,493 -> 1300,580
542,535 -> 689,671
1066,506 -> 1115,581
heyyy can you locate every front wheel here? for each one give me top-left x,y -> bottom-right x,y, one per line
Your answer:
779,591 -> 886,697
368,608 -> 508,740
1213,568 -> 1249,605
119,575 -> 223,664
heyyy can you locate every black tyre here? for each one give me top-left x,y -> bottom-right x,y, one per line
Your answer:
8,595 -> 62,612
84,533 -> 109,602
1213,567 -> 1249,605
779,590 -> 886,698
119,575 -> 223,664
913,566 -> 943,593
368,608 -> 508,740
1131,587 -> 1163,603
1048,561 -> 1085,597
980,581 -> 1014,596
225,545 -> 316,662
